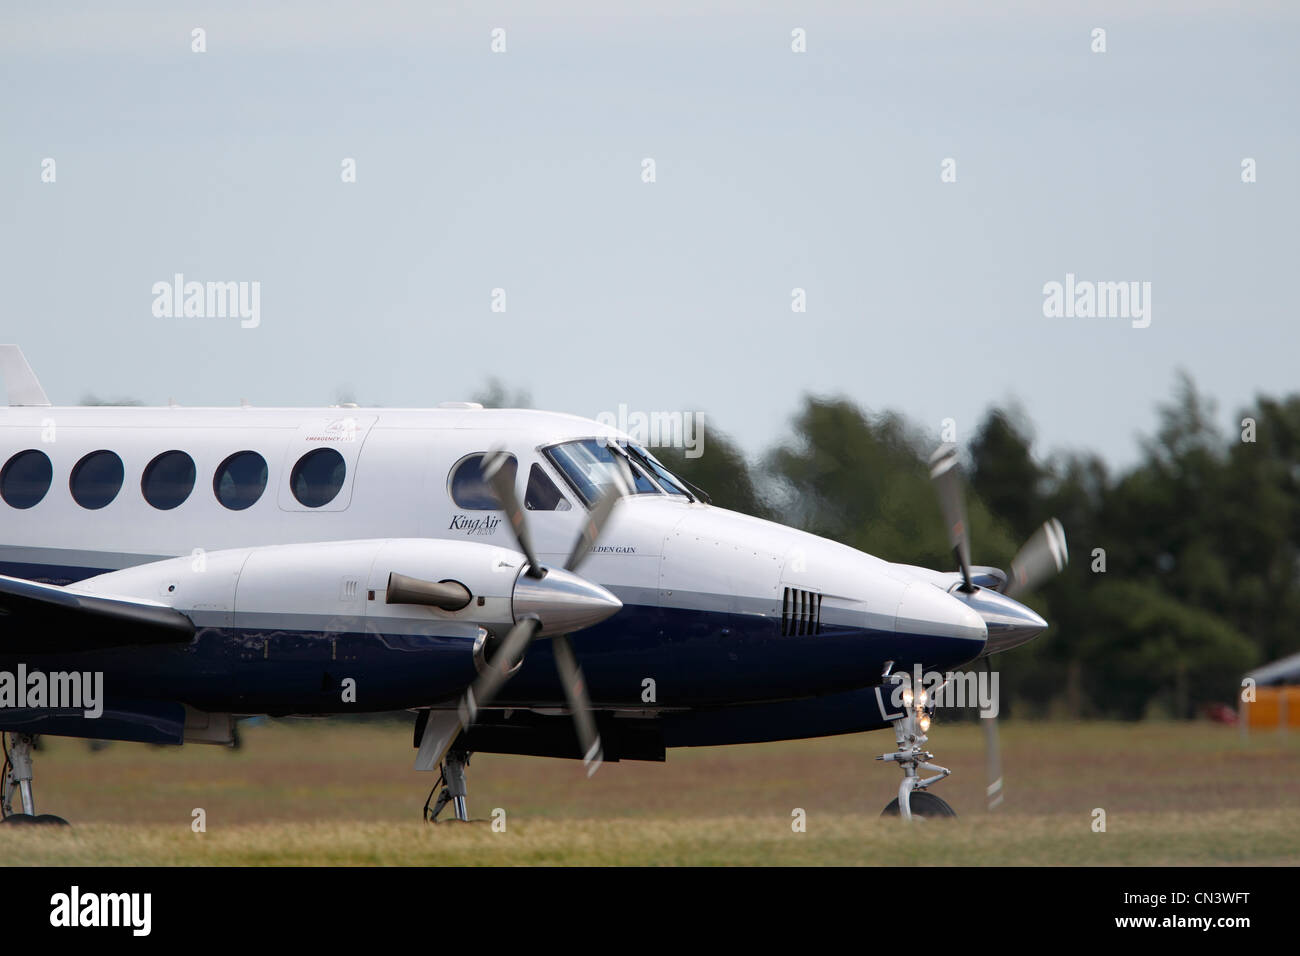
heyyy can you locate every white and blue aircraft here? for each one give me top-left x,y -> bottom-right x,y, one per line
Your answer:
0,345 -> 1066,823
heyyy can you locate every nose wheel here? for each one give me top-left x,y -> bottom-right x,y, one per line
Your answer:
882,790 -> 956,818
876,687 -> 956,820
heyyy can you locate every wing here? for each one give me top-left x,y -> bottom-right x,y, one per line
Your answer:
0,574 -> 194,653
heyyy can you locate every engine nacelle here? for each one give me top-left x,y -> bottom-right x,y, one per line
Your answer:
70,538 -> 527,637
68,539 -> 621,697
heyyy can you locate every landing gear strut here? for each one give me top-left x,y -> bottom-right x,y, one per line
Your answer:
424,748 -> 472,823
1,733 -> 69,826
876,689 -> 956,820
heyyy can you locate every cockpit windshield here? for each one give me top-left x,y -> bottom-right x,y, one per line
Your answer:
544,439 -> 694,507
625,443 -> 691,498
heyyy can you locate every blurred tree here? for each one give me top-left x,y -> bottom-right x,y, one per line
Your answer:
1029,451 -> 1112,717
652,431 -> 772,520
473,378 -> 531,409
79,394 -> 143,406
763,395 -> 1016,571
1217,394 -> 1300,663
1079,579 -> 1258,719
969,405 -> 1045,544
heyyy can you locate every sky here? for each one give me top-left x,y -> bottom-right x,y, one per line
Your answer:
2,1 -> 1297,470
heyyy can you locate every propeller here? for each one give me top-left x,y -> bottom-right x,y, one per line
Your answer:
926,442 -> 1069,811
452,448 -> 632,776
927,442 -> 1068,606
929,443 -> 973,592
1002,517 -> 1068,599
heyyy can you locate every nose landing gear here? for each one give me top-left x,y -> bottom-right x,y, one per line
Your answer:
876,693 -> 956,820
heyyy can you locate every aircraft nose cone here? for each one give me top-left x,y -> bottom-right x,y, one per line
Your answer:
512,566 -> 623,635
894,581 -> 987,645
954,587 -> 1048,655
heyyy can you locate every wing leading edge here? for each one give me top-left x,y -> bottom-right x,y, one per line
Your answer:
0,574 -> 194,653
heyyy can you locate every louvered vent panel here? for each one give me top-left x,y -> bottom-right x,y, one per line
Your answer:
781,587 -> 822,635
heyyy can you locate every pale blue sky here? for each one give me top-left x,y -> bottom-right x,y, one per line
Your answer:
2,1 -> 1296,468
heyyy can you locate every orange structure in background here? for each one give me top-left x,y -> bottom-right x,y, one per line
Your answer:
1244,685 -> 1300,729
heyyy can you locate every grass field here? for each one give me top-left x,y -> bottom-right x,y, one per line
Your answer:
2,719 -> 1297,865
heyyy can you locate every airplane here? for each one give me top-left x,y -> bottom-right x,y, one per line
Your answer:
0,344 -> 1066,825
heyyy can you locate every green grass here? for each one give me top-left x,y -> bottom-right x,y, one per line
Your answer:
4,811 -> 1297,866
2,720 -> 1297,865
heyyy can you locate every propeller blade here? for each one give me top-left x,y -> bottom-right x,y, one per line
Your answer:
563,456 -> 631,574
982,659 -> 1004,811
551,632 -> 603,776
929,443 -> 973,591
1003,518 -> 1069,599
484,449 -> 543,579
467,447 -> 625,778
414,709 -> 464,772
457,616 -> 541,725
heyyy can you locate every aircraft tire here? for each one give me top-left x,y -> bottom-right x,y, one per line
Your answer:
881,791 -> 958,818
0,812 -> 70,826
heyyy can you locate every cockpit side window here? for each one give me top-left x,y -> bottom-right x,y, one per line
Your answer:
544,439 -> 655,507
449,453 -> 517,510
525,463 -> 571,511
